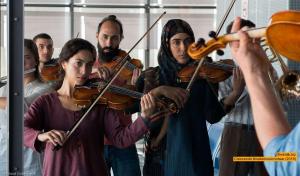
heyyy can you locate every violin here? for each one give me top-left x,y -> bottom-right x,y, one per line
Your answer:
91,50 -> 143,81
178,59 -> 234,83
72,79 -> 178,113
187,10 -> 300,62
40,59 -> 61,82
73,79 -> 139,110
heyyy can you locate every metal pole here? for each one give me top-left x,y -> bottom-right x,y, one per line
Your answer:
145,0 -> 150,68
70,0 -> 74,38
8,0 -> 24,175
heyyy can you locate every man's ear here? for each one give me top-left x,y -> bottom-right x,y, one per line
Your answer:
96,32 -> 99,39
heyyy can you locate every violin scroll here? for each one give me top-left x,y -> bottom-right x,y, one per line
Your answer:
187,37 -> 227,60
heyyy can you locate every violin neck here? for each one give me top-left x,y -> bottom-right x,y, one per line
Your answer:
126,62 -> 137,71
115,57 -> 137,71
223,27 -> 267,43
0,68 -> 36,81
203,61 -> 234,71
108,85 -> 143,99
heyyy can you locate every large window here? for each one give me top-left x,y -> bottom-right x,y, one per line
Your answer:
25,0 -> 70,4
0,6 -> 7,76
2,1 -> 215,70
0,2 -> 8,173
24,7 -> 71,58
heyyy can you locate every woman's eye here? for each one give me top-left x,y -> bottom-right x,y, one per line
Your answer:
87,62 -> 94,68
184,38 -> 193,45
172,41 -> 180,46
76,61 -> 83,67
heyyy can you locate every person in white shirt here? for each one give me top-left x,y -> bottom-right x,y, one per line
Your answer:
0,39 -> 53,175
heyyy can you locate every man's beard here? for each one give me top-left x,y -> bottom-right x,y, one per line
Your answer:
97,42 -> 119,62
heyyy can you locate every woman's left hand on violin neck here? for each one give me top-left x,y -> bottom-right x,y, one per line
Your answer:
96,66 -> 111,80
130,68 -> 142,86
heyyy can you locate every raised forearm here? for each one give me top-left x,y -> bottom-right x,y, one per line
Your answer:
244,71 -> 291,148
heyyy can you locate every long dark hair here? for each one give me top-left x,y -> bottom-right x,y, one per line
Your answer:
158,19 -> 195,85
24,39 -> 40,79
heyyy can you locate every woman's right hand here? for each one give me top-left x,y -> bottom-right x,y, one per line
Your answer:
150,86 -> 189,109
37,130 -> 66,146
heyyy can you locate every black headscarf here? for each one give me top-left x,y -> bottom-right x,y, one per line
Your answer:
158,19 -> 195,86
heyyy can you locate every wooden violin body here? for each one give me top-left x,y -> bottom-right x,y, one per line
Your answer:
266,10 -> 300,61
178,59 -> 234,83
72,79 -> 179,113
73,80 -> 139,110
40,59 -> 61,82
101,50 -> 143,81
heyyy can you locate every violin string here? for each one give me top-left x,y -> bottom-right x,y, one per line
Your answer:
108,85 -> 143,98
126,62 -> 137,71
104,84 -> 176,114
205,61 -> 235,71
192,60 -> 234,72
101,83 -> 177,113
93,81 -> 143,98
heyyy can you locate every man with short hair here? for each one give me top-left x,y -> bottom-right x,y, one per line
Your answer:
33,33 -> 54,72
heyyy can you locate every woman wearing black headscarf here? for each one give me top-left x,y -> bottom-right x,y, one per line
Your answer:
136,19 -> 226,176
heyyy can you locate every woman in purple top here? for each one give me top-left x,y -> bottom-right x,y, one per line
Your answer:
24,38 -> 156,176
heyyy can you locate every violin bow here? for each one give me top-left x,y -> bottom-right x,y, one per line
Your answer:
53,11 -> 166,151
186,0 -> 237,92
215,0 -> 237,36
